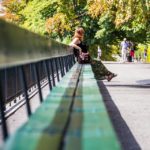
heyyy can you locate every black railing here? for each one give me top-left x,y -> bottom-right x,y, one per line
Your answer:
0,19 -> 75,140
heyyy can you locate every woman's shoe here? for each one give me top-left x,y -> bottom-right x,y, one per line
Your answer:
106,73 -> 117,82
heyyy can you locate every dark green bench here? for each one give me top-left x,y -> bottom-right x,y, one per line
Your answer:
2,64 -> 121,150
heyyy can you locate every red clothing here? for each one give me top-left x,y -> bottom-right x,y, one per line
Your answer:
130,50 -> 134,57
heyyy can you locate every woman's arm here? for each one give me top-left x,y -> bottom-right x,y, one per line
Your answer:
69,38 -> 82,53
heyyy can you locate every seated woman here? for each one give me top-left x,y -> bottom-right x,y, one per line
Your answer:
69,30 -> 90,63
69,27 -> 117,82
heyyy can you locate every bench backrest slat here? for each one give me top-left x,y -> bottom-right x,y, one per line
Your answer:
0,19 -> 72,69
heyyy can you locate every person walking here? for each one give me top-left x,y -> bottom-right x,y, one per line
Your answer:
120,38 -> 129,62
69,27 -> 117,81
129,41 -> 135,62
143,48 -> 148,62
97,45 -> 102,60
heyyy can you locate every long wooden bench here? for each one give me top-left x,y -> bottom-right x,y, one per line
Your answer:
64,65 -> 121,150
2,64 -> 121,150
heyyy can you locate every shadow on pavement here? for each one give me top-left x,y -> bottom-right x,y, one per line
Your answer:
97,81 -> 141,150
106,84 -> 150,88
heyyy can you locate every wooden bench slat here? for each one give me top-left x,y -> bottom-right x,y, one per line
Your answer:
64,65 -> 121,150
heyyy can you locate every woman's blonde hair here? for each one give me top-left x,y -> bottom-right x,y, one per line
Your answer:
73,27 -> 84,41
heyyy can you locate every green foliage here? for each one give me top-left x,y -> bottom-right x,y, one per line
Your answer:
40,2 -> 58,19
135,44 -> 150,62
3,0 -> 26,13
19,0 -> 54,34
3,0 -> 150,61
2,0 -> 26,23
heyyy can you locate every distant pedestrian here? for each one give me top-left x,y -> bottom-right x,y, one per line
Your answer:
120,38 -> 129,62
97,46 -> 102,60
138,54 -> 142,62
129,41 -> 135,62
143,48 -> 148,62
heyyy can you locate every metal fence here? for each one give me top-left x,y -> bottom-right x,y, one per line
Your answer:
0,19 -> 75,140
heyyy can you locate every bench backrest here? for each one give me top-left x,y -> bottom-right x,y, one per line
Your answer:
0,19 -> 75,140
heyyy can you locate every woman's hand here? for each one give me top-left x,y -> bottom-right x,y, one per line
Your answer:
78,48 -> 82,55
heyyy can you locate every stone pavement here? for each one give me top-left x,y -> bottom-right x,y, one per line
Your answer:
98,62 -> 150,150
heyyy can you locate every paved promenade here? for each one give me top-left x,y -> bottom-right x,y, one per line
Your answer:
98,62 -> 150,150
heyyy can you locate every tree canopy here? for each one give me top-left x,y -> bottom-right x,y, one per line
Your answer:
1,0 -> 150,60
